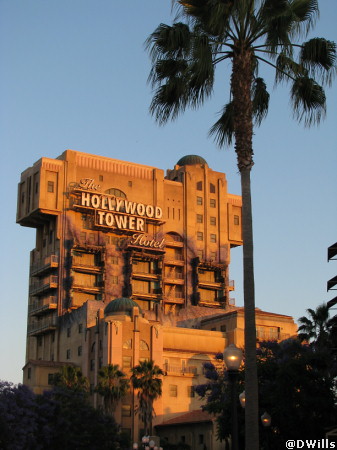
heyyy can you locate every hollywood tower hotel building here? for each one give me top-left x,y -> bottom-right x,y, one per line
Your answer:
17,150 -> 245,431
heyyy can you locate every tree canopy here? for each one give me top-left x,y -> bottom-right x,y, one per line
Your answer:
196,340 -> 337,449
131,359 -> 164,435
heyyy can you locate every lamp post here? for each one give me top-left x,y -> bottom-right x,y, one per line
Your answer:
224,344 -> 243,450
261,411 -> 271,449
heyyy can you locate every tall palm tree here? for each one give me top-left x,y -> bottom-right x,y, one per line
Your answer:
95,364 -> 130,416
146,2 -> 336,448
51,365 -> 89,393
298,303 -> 331,348
130,359 -> 164,436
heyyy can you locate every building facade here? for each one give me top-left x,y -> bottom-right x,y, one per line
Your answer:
17,150 -> 297,447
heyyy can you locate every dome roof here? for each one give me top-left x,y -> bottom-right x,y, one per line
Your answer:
104,297 -> 142,316
176,155 -> 207,166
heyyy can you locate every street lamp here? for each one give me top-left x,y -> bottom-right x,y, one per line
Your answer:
224,344 -> 243,450
261,411 -> 271,427
239,390 -> 246,408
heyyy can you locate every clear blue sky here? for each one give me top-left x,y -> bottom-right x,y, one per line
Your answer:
1,1 -> 336,384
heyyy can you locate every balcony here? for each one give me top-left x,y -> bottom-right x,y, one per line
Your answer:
31,255 -> 59,276
164,254 -> 184,266
132,289 -> 162,300
132,270 -> 161,281
29,297 -> 57,316
198,279 -> 223,289
28,316 -> 57,336
256,329 -> 290,342
164,364 -> 198,376
29,276 -> 58,296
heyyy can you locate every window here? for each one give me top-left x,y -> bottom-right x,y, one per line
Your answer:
111,275 -> 118,284
49,230 -> 53,244
90,359 -> 95,371
122,405 -> 131,417
196,214 -> 203,223
187,386 -> 195,397
128,181 -> 132,187
78,323 -> 83,334
220,325 -> 226,332
80,232 -> 86,241
105,188 -> 126,198
66,349 -> 71,359
210,198 -> 216,208
197,196 -> 203,205
123,339 -> 132,350
99,175 -> 104,181
197,231 -> 203,241
67,327 -> 71,338
199,434 -> 204,444
47,181 -> 54,193
196,181 -> 203,191
27,368 -> 31,379
37,336 -> 43,347
211,327 -> 216,331
210,216 -> 216,226
78,346 -> 82,356
210,251 -> 217,260
110,255 -> 119,265
210,234 -> 217,243
210,183 -> 216,193
140,340 -> 149,350
48,373 -> 54,385
234,215 -> 240,225
122,356 -> 132,369
169,384 -> 178,397
197,250 -> 203,260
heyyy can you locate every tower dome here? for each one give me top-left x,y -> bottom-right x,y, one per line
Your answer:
104,297 -> 142,317
176,155 -> 207,166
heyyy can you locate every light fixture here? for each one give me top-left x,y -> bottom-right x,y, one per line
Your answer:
261,411 -> 271,427
239,390 -> 246,408
133,444 -> 138,449
223,344 -> 243,371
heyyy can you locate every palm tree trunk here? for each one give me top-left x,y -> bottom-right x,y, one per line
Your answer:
232,47 -> 259,450
241,167 -> 259,450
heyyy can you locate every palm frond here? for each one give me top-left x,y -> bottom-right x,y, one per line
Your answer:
289,0 -> 319,35
149,58 -> 188,87
145,22 -> 192,62
275,52 -> 307,83
252,77 -> 269,125
208,102 -> 234,148
179,0 -> 234,36
291,75 -> 326,126
300,38 -> 337,86
150,77 -> 189,124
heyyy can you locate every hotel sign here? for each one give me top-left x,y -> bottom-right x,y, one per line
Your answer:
72,179 -> 163,233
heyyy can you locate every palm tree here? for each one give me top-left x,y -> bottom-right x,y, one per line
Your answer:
95,364 -> 130,416
298,303 -> 331,348
51,365 -> 89,393
146,2 -> 336,448
130,359 -> 164,436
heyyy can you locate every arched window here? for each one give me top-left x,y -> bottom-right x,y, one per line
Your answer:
105,188 -> 126,198
123,339 -> 132,349
140,340 -> 149,350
